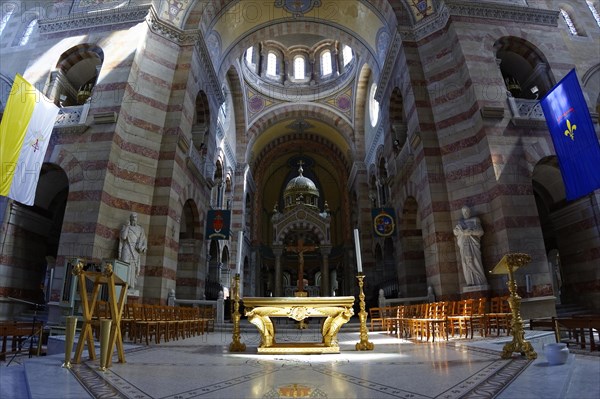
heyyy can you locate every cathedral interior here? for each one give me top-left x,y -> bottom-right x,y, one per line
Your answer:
1,1 -> 600,398
1,0 -> 599,320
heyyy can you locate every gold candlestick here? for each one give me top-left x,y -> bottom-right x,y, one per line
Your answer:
355,274 -> 374,351
229,274 -> 246,352
491,253 -> 537,360
62,316 -> 77,369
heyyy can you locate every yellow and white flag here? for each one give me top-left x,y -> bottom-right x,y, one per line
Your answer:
0,74 -> 59,205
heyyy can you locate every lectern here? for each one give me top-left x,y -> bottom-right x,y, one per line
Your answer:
490,253 -> 537,360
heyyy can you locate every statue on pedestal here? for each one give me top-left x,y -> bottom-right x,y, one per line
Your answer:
118,212 -> 147,290
453,206 -> 488,286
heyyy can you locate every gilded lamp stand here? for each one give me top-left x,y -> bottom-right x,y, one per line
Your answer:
491,253 -> 537,360
355,274 -> 374,351
229,273 -> 246,352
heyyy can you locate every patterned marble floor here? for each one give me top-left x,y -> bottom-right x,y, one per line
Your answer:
2,324 -> 599,399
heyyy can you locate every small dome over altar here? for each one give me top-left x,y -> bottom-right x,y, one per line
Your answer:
283,165 -> 320,210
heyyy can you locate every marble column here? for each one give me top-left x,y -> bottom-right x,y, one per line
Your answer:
320,246 -> 332,296
273,245 -> 284,297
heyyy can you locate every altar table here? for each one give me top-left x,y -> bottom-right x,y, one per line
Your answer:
243,296 -> 355,354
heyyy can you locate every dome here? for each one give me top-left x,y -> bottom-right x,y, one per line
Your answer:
283,166 -> 320,209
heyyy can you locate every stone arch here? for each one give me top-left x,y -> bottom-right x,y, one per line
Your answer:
494,36 -> 554,99
51,44 -> 104,106
2,163 -> 68,306
276,220 -> 327,245
246,105 -> 356,161
192,90 -> 210,151
355,63 -> 373,141
176,199 -> 204,299
389,86 -> 408,151
582,63 -> 600,115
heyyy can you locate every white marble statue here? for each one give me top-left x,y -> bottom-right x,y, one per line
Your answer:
453,206 -> 488,286
118,212 -> 147,290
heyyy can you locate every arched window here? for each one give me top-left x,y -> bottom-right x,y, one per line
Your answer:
369,83 -> 380,127
587,1 -> 600,28
321,50 -> 332,76
266,52 -> 277,77
19,18 -> 37,46
294,56 -> 305,79
0,4 -> 15,37
342,45 -> 353,66
245,47 -> 253,64
560,9 -> 578,35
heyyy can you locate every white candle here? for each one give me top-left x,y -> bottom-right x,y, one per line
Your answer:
353,228 -> 363,274
236,230 -> 243,274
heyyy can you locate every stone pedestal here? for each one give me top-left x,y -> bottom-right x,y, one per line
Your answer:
460,284 -> 490,298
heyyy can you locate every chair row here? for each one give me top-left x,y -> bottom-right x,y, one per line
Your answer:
370,296 -> 512,342
94,302 -> 215,345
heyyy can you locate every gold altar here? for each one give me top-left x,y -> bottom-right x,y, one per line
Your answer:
243,296 -> 355,354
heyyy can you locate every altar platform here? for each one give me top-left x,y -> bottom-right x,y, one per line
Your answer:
1,319 -> 599,399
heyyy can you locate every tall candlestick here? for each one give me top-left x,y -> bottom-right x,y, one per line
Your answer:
236,231 -> 243,274
353,228 -> 363,273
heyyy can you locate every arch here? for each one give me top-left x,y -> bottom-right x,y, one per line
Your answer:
176,199 -> 203,299
51,44 -> 104,106
192,90 -> 210,150
389,86 -> 408,151
275,218 -> 328,246
2,163 -> 68,305
494,36 -> 554,99
14,14 -> 37,46
293,55 -> 305,80
246,108 -> 356,170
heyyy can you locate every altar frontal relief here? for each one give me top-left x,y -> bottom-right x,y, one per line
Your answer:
243,296 -> 355,354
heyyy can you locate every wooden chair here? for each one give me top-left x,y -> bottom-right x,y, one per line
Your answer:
426,301 -> 449,342
120,303 -> 135,342
133,304 -> 159,345
487,296 -> 511,336
448,299 -> 472,338
202,305 -> 216,333
369,307 -> 384,331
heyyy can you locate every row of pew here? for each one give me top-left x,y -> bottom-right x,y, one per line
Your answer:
0,321 -> 44,360
370,297 -> 512,342
531,316 -> 600,352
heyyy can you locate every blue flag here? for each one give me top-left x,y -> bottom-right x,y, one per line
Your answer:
540,69 -> 600,200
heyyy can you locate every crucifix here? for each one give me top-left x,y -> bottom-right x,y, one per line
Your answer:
286,236 -> 318,295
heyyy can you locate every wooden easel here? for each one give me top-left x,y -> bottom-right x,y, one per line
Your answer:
72,262 -> 128,367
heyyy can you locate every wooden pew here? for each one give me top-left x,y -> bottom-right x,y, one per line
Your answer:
0,321 -> 44,360
554,316 -> 600,351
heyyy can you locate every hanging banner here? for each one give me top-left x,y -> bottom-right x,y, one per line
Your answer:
372,208 -> 396,237
205,209 -> 231,240
540,68 -> 600,200
0,74 -> 59,205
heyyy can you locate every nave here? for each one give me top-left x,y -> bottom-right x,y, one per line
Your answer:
1,320 -> 599,399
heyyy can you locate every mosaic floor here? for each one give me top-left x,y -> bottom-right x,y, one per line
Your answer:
4,325 -> 600,399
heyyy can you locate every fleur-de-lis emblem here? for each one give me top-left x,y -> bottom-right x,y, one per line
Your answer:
564,119 -> 576,141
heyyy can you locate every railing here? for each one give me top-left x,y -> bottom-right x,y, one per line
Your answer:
507,97 -> 545,127
188,141 -> 204,173
54,104 -> 90,133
